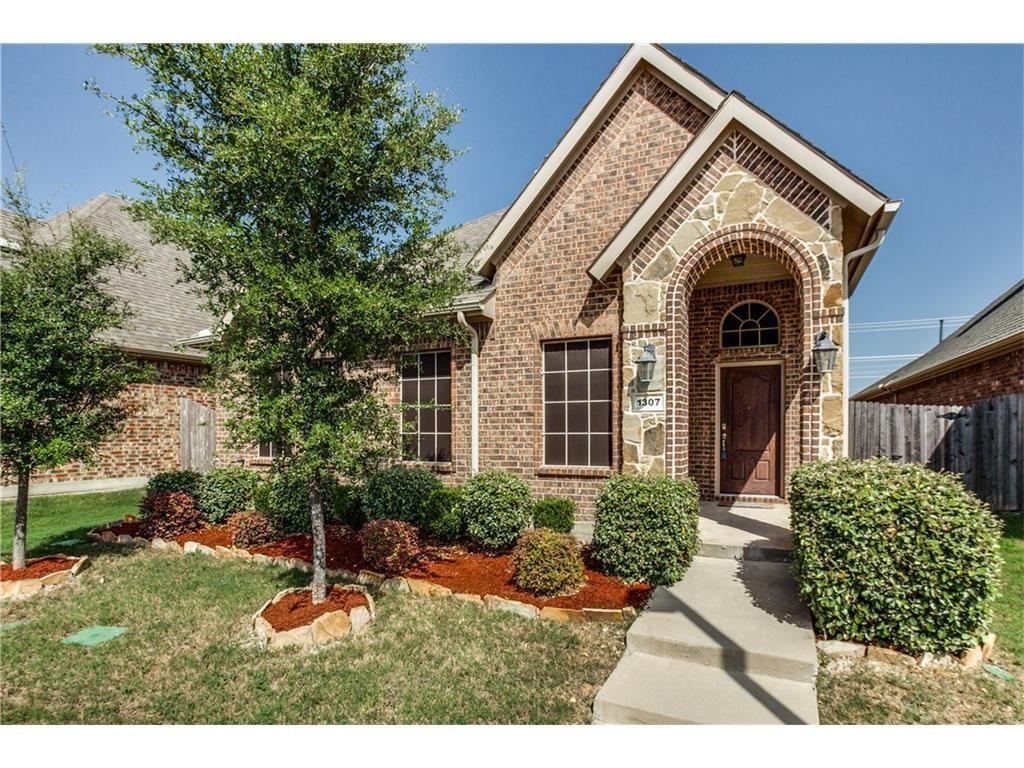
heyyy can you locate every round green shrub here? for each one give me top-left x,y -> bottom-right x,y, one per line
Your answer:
139,491 -> 206,539
790,458 -> 1003,655
532,496 -> 576,534
458,471 -> 533,551
197,467 -> 261,524
227,509 -> 281,548
422,486 -> 464,542
256,471 -> 362,534
145,470 -> 202,498
360,519 -> 421,574
362,466 -> 442,526
512,528 -> 585,595
592,475 -> 700,585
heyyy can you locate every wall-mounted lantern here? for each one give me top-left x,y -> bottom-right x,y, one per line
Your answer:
729,252 -> 747,268
812,331 -> 839,375
637,344 -> 657,385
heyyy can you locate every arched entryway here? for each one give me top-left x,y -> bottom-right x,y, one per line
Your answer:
664,225 -> 825,499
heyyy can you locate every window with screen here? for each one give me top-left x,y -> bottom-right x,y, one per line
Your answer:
257,442 -> 276,460
721,302 -> 780,348
543,338 -> 612,467
401,350 -> 452,463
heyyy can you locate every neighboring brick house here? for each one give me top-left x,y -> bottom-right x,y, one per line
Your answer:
853,280 -> 1024,406
0,195 -> 267,497
388,44 -> 901,518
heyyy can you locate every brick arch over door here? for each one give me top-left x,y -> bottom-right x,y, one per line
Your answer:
664,224 -> 826,482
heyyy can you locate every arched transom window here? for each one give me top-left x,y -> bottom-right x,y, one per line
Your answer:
721,302 -> 780,348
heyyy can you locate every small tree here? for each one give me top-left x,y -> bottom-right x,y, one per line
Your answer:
1,176 -> 153,568
95,44 -> 466,602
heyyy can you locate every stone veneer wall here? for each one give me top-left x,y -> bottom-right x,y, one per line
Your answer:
620,129 -> 848,493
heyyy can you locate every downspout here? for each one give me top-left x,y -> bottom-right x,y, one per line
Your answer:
840,214 -> 893,456
456,312 -> 480,475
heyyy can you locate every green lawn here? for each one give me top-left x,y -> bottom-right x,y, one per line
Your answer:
0,489 -> 143,560
0,546 -> 625,723
818,509 -> 1024,724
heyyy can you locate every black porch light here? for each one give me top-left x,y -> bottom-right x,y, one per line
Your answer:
636,344 -> 657,385
812,331 -> 839,375
729,252 -> 747,268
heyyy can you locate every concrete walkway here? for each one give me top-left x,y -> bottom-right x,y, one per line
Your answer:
593,502 -> 819,725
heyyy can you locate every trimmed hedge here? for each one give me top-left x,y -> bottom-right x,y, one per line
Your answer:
255,472 -> 363,534
145,470 -> 202,498
592,475 -> 700,585
532,496 -> 576,534
790,458 -> 1002,655
360,519 -> 421,574
227,510 -> 281,548
139,491 -> 206,540
197,467 -> 261,524
512,529 -> 585,595
458,471 -> 533,551
362,467 -> 442,527
422,486 -> 464,542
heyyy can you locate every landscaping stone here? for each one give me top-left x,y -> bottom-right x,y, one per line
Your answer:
622,606 -> 637,620
183,541 -> 215,556
99,530 -> 117,543
328,567 -> 357,580
232,548 -> 253,561
132,536 -> 150,547
406,578 -> 452,598
349,605 -> 372,635
539,606 -> 586,623
982,632 -> 997,660
356,570 -> 384,588
583,608 -> 623,622
381,577 -> 410,593
214,546 -> 235,559
287,557 -> 312,573
919,652 -> 958,669
484,595 -> 538,619
39,570 -> 69,586
310,609 -> 351,644
959,645 -> 984,669
271,624 -> 314,650
817,639 -> 866,658
866,645 -> 918,667
71,556 -> 90,575
116,534 -> 136,546
251,553 -> 274,566
453,592 -> 484,605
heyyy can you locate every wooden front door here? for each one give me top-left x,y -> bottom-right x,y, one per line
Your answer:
719,365 -> 780,496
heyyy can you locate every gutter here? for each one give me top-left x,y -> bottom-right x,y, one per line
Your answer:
455,311 -> 480,475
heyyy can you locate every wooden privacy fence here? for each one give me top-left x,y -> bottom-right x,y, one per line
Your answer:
849,393 -> 1023,510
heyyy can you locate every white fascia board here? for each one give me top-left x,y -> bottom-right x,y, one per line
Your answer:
588,94 -> 892,281
471,43 -> 726,277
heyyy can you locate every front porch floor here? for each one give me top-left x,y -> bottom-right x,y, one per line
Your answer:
699,500 -> 792,562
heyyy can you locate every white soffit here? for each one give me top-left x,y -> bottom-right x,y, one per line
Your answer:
471,43 -> 726,277
587,94 -> 893,281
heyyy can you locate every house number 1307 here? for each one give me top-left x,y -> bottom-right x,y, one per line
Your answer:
633,394 -> 664,412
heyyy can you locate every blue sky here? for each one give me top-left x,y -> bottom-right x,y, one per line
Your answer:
2,44 -> 1021,388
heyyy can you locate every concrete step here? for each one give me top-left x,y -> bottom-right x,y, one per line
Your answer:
626,557 -> 817,683
592,652 -> 819,725
699,540 -> 791,562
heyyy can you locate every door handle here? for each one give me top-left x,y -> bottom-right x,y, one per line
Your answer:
720,422 -> 727,459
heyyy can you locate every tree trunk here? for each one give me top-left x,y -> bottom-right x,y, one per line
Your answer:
309,469 -> 327,604
12,469 -> 30,570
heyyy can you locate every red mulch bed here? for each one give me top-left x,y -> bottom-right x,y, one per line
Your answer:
175,525 -> 235,548
98,520 -> 144,537
0,556 -> 78,581
250,526 -> 369,571
261,586 -> 370,632
407,549 -> 651,610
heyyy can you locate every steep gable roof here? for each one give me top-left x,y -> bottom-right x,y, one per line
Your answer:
469,43 -> 898,293
852,280 -> 1024,400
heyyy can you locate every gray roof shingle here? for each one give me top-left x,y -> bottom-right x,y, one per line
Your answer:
2,194 -> 215,361
853,280 -> 1024,400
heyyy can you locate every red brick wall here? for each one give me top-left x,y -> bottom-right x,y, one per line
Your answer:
873,347 -> 1023,406
687,279 -> 803,498
28,357 -> 263,487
